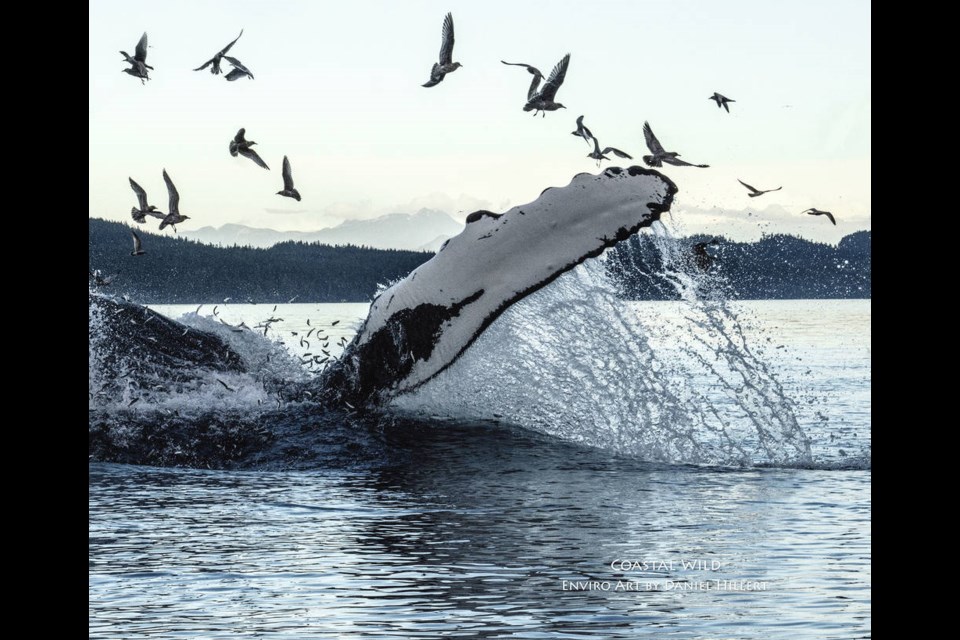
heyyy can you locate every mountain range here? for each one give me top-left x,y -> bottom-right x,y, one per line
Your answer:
181,208 -> 464,252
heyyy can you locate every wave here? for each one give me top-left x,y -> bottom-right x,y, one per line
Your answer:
390,256 -> 815,467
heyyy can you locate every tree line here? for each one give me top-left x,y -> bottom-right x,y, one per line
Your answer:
90,218 -> 870,303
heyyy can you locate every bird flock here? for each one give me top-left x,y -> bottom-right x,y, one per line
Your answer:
118,12 -> 837,259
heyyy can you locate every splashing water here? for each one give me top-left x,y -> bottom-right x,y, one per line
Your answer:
90,224 -> 857,469
88,292 -> 308,416
391,230 -> 813,467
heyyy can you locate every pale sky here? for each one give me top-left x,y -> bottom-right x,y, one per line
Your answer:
90,0 -> 870,244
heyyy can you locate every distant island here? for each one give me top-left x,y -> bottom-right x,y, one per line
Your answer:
89,218 -> 870,303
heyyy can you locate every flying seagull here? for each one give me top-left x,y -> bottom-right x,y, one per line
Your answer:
524,54 -> 570,116
738,179 -> 782,198
642,122 -> 709,168
223,56 -> 254,80
159,169 -> 190,231
130,230 -> 146,256
587,135 -> 632,166
229,128 -> 269,169
129,178 -> 163,223
422,13 -> 461,87
193,29 -> 243,75
570,115 -> 594,145
802,208 -> 836,225
277,156 -> 301,201
120,32 -> 152,83
709,92 -> 735,113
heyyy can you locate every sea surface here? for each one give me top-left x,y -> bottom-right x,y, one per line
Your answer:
89,299 -> 870,639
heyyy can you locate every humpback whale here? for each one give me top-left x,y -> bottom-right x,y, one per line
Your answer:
320,166 -> 677,406
91,167 -> 676,415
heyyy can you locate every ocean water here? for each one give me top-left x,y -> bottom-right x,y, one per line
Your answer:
89,296 -> 870,638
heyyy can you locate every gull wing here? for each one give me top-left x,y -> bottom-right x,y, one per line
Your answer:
282,156 -> 295,190
422,63 -> 442,87
194,58 -> 215,72
663,156 -> 709,168
438,13 -> 455,65
578,116 -> 594,143
501,60 -> 542,76
239,146 -> 270,170
223,56 -> 250,73
537,53 -> 570,102
162,169 -> 180,214
129,178 -> 149,210
219,29 -> 243,56
134,32 -> 148,63
643,122 -> 665,155
602,147 -> 633,159
224,68 -> 248,81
